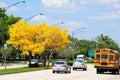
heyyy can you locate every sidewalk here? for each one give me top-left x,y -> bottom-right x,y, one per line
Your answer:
0,63 -> 28,69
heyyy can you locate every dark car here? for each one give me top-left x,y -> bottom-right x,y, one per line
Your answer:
28,59 -> 40,67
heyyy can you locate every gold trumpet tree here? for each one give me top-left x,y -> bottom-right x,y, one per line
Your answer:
6,21 -> 45,57
45,27 -> 70,65
6,20 -> 70,65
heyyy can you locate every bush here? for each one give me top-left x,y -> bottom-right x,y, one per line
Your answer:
51,60 -> 56,65
66,60 -> 73,66
86,60 -> 94,64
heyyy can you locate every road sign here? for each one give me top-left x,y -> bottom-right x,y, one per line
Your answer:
88,51 -> 95,57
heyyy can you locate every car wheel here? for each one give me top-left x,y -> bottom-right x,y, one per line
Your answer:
83,68 -> 85,71
57,71 -> 59,73
53,71 -> 55,73
65,71 -> 68,73
73,68 -> 74,70
69,70 -> 71,73
84,68 -> 87,71
73,68 -> 76,70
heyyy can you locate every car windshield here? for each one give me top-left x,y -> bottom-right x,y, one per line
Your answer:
55,62 -> 65,65
74,59 -> 83,63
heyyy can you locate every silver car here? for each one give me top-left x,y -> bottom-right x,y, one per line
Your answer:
73,59 -> 87,71
52,61 -> 71,73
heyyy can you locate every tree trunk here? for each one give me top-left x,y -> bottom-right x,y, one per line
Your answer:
43,53 -> 46,66
47,52 -> 53,66
28,51 -> 32,65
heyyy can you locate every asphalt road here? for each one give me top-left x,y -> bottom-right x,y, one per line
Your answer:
0,64 -> 120,80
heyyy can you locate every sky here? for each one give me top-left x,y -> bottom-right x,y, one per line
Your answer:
0,0 -> 120,46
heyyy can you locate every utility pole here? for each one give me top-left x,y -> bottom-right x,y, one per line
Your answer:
71,27 -> 85,59
1,1 -> 25,69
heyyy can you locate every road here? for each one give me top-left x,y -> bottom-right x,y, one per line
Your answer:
0,64 -> 120,80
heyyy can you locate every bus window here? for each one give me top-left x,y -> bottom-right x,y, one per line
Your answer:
96,54 -> 100,59
109,55 -> 113,60
102,54 -> 108,59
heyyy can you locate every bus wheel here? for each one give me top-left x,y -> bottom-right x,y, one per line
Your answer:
97,68 -> 100,74
112,70 -> 116,74
116,69 -> 119,74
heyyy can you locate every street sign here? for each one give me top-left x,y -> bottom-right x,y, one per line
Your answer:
88,51 -> 95,57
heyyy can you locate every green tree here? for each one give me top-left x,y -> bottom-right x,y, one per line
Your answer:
0,8 -> 21,46
77,40 -> 96,56
95,34 -> 119,52
58,47 -> 79,60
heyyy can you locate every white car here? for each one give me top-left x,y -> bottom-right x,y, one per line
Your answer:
73,59 -> 87,71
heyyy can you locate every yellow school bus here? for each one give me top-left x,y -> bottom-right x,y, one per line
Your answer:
94,48 -> 120,74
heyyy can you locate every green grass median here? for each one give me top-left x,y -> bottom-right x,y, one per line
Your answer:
0,66 -> 52,75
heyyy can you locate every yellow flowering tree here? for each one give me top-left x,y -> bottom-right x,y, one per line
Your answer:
45,26 -> 70,65
32,23 -> 70,66
6,21 -> 45,63
6,20 -> 70,66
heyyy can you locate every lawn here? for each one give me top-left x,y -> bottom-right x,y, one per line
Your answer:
0,66 -> 52,75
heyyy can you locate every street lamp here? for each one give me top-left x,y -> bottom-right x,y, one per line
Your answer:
25,13 -> 43,23
1,1 -> 25,68
71,27 -> 85,59
3,1 -> 25,11
72,27 -> 85,39
52,22 -> 64,26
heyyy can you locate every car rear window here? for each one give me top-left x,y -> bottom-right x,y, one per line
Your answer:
55,62 -> 65,64
74,60 -> 83,62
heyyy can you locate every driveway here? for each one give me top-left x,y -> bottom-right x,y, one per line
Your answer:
0,63 -> 28,69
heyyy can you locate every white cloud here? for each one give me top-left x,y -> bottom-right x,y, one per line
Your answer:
89,11 -> 120,20
79,0 -> 119,5
41,0 -> 88,13
32,15 -> 49,22
42,0 -> 119,7
112,4 -> 120,9
41,0 -> 120,13
41,0 -> 70,7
